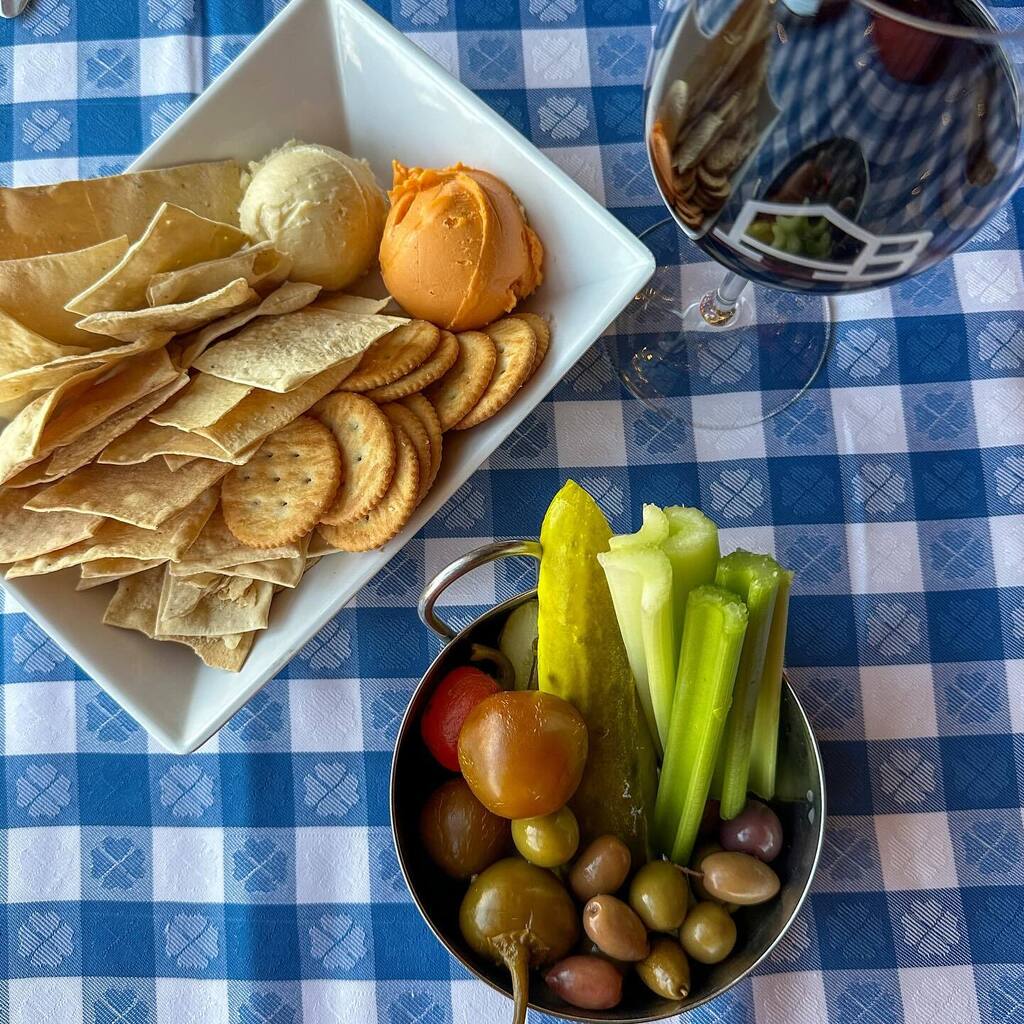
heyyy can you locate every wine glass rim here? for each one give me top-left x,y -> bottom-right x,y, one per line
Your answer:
854,0 -> 1024,41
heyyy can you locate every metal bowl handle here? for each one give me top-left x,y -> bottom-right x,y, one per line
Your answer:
418,539 -> 542,640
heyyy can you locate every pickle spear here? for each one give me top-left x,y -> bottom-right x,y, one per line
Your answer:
537,480 -> 657,861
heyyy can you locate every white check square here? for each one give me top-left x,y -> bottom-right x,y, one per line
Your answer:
860,664 -> 938,741
752,971 -> 829,1024
954,250 -> 1024,313
846,520 -> 923,595
151,827 -> 225,903
971,377 -> 1024,450
7,826 -> 81,902
302,980 -> 378,1024
899,966 -> 981,1024
875,812 -> 958,891
554,401 -> 626,467
12,43 -> 79,102
156,979 -> 230,1024
5,679 -> 78,755
830,385 -> 908,456
10,978 -> 83,1024
288,677 -> 363,753
522,29 -> 591,88
295,827 -> 370,904
139,36 -> 203,96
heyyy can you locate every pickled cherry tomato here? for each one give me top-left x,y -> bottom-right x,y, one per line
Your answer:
420,666 -> 500,771
458,690 -> 588,819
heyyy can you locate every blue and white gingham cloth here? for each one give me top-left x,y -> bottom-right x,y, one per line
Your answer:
2,1 -> 1024,1022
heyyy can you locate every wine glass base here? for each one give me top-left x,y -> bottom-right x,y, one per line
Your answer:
605,224 -> 833,430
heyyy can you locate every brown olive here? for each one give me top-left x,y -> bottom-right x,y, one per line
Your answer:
583,894 -> 649,962
690,842 -> 739,912
679,901 -> 737,964
700,851 -> 781,905
636,936 -> 691,1000
460,858 -> 579,1024
545,954 -> 624,1010
569,835 -> 631,902
629,860 -> 689,932
419,778 -> 510,879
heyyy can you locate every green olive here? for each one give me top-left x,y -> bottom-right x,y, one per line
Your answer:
679,901 -> 737,964
700,851 -> 781,906
511,806 -> 579,868
636,936 -> 691,1000
629,860 -> 689,932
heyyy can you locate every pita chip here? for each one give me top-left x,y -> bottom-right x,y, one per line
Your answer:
0,485 -> 104,563
66,202 -> 247,316
0,309 -> 87,377
0,237 -> 130,347
146,241 -> 291,306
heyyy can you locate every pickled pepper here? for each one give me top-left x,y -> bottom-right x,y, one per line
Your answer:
537,480 -> 657,861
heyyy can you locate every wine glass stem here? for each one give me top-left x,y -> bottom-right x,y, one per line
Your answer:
699,271 -> 748,326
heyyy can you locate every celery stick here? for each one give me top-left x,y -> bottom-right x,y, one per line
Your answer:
714,551 -> 781,820
662,506 -> 720,632
748,570 -> 793,799
598,547 -> 675,754
653,585 -> 747,863
608,504 -> 670,550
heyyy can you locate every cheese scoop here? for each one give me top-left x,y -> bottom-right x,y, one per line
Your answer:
379,162 -> 543,331
239,140 -> 387,290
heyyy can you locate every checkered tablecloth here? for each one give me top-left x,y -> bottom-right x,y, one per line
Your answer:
1,0 -> 1023,1022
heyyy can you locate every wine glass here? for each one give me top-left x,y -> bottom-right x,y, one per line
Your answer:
610,0 -> 1024,428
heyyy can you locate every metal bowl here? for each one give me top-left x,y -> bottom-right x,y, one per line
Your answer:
391,541 -> 826,1022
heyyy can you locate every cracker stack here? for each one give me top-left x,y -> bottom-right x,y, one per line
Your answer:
0,184 -> 549,671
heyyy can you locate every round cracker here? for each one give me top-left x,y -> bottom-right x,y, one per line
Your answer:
454,317 -> 538,430
312,392 -> 396,527
511,312 -> 550,373
400,393 -> 443,497
363,330 -> 459,403
381,402 -> 431,503
221,416 -> 341,547
318,423 -> 420,552
424,330 -> 497,431
338,320 -> 441,392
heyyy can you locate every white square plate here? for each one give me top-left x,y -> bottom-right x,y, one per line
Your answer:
1,0 -> 654,753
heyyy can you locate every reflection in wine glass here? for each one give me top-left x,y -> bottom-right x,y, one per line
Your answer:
610,0 -> 1024,429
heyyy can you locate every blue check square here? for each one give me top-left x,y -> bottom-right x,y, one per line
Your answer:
819,741 -> 874,816
149,755 -> 220,825
8,902 -> 81,978
154,903 -> 227,977
80,901 -> 156,977
371,904 -> 451,979
770,455 -> 845,524
813,892 -> 897,970
927,588 -> 1004,664
78,754 -> 151,827
787,595 -> 859,667
224,904 -> 300,980
219,754 -> 295,828
896,315 -> 972,385
942,734 -> 1019,811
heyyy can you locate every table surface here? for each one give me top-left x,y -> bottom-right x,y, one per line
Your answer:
1,1 -> 1023,1022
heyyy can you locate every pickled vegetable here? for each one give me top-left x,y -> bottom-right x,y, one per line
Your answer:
421,666 -> 500,771
699,851 -> 781,905
545,955 -> 624,1010
749,571 -> 793,800
629,860 -> 690,932
569,835 -> 632,903
714,551 -> 782,820
583,894 -> 650,962
460,858 -> 579,1024
679,901 -> 737,964
419,778 -> 510,878
498,601 -> 539,691
512,807 -> 580,868
637,936 -> 691,999
458,690 -> 587,819
655,585 -> 747,864
718,799 -> 783,863
537,480 -> 657,860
